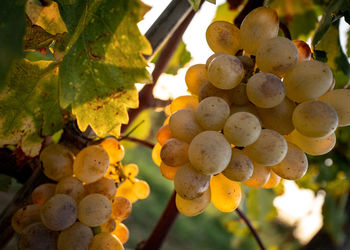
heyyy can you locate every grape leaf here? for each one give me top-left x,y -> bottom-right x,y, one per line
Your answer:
347,29 -> 350,58
56,0 -> 152,137
188,0 -> 216,10
212,2 -> 241,23
0,0 -> 26,88
0,59 -> 62,156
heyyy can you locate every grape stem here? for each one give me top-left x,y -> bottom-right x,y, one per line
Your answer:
119,136 -> 155,149
279,22 -> 292,40
236,208 -> 266,250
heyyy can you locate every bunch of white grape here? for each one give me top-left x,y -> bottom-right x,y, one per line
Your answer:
152,6 -> 349,217
12,138 -> 150,250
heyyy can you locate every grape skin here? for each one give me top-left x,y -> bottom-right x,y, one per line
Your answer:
160,138 -> 189,167
222,148 -> 253,182
185,64 -> 208,95
175,188 -> 211,217
32,183 -> 56,206
243,162 -> 271,187
89,232 -> 124,250
84,177 -> 117,200
57,222 -> 93,250
12,204 -> 41,233
55,176 -> 85,202
78,194 -> 112,227
111,196 -> 132,221
18,223 -> 58,250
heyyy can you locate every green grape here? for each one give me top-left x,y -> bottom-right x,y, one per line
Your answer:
12,204 -> 41,233
257,98 -> 296,135
207,54 -> 244,90
89,232 -> 124,250
256,37 -> 298,76
40,194 -> 77,231
160,138 -> 189,167
32,183 -> 56,205
285,130 -> 336,156
111,196 -> 132,221
55,176 -> 85,202
243,162 -> 271,187
224,112 -> 261,146
185,64 -> 208,95
292,100 -> 338,138
246,72 -> 285,108
73,145 -> 109,184
188,131 -> 231,175
318,89 -> 350,127
222,148 -> 253,182
84,177 -> 117,200
169,109 -> 203,143
271,142 -> 308,180
239,7 -> 279,55
210,173 -> 241,212
283,60 -> 333,102
18,223 -> 58,250
197,81 -> 232,105
244,129 -> 288,166
205,21 -> 240,55
195,97 -> 230,131
175,188 -> 211,217
78,194 -> 112,227
174,163 -> 211,200
229,82 -> 249,106
57,222 -> 93,250
40,144 -> 74,181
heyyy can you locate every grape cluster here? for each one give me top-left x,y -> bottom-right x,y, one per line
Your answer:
152,6 -> 348,216
12,138 -> 150,250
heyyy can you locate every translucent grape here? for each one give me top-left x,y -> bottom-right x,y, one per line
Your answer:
205,21 -> 240,55
285,130 -> 336,156
293,40 -> 311,61
160,138 -> 189,167
169,109 -> 203,143
100,137 -> 125,164
55,176 -> 85,202
112,223 -> 129,244
134,179 -> 150,199
40,194 -> 77,231
195,97 -> 230,131
123,163 -> 139,178
40,144 -> 74,181
188,131 -> 231,175
73,145 -> 109,184
18,223 -> 58,250
31,183 -> 56,205
262,170 -> 281,189
271,142 -> 308,180
152,143 -> 162,166
78,194 -> 112,227
111,196 -> 132,221
101,218 -> 117,233
256,37 -> 298,76
160,162 -> 179,180
318,89 -> 350,127
175,188 -> 211,217
57,222 -> 93,250
197,81 -> 232,105
170,95 -> 199,114
156,124 -> 173,145
256,98 -> 296,135
244,129 -> 288,166
210,173 -> 242,212
185,64 -> 208,95
243,162 -> 271,187
239,7 -> 279,55
222,148 -> 253,182
84,177 -> 117,200
207,54 -> 244,90
292,100 -> 338,138
89,232 -> 124,250
206,53 -> 226,69
12,205 -> 41,233
283,60 -> 333,102
174,163 -> 211,200
246,72 -> 285,108
223,112 -> 261,146
115,179 -> 138,203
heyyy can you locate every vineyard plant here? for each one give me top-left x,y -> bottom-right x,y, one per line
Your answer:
1,0 -> 350,249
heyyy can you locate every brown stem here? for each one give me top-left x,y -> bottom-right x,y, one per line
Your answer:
279,22 -> 292,40
234,0 -> 264,28
119,136 -> 155,149
236,208 -> 266,250
137,191 -> 178,250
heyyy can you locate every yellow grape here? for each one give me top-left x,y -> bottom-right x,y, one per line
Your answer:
160,162 -> 179,180
239,7 -> 279,55
116,179 -> 138,203
89,232 -> 124,250
100,137 -> 125,164
160,138 -> 189,167
175,188 -> 211,217
123,163 -> 139,179
185,64 -> 208,95
205,21 -> 240,55
12,205 -> 41,233
271,142 -> 308,180
170,95 -> 199,114
163,116 -> 170,125
101,218 -> 117,233
57,222 -> 93,250
293,40 -> 311,61
78,194 -> 112,227
152,143 -> 162,167
111,196 -> 132,221
210,173 -> 242,212
285,130 -> 336,156
32,183 -> 56,206
156,124 -> 173,145
84,177 -> 117,200
112,223 -> 129,244
222,148 -> 253,182
243,162 -> 271,188
262,170 -> 281,189
55,176 -> 85,202
133,179 -> 150,199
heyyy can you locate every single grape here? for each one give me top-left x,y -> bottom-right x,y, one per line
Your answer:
160,162 -> 180,180
112,223 -> 129,244
206,53 -> 226,69
89,232 -> 124,250
293,40 -> 311,61
32,183 -> 56,205
57,222 -> 93,250
18,223 -> 58,250
160,138 -> 189,167
100,137 -> 125,164
175,188 -> 211,217
243,162 -> 271,187
197,81 -> 232,105
262,170 -> 281,189
115,179 -> 138,203
152,143 -> 162,166
111,196 -> 132,221
55,176 -> 85,202
101,218 -> 117,233
133,179 -> 150,200
185,64 -> 208,95
78,194 -> 112,227
170,95 -> 199,114
123,163 -> 139,178
222,148 -> 253,182
156,124 -> 173,145
84,177 -> 117,200
12,205 -> 41,233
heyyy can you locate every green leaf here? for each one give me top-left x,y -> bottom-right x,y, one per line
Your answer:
346,29 -> 350,58
312,0 -> 349,48
188,0 -> 215,10
0,59 -> 62,156
315,20 -> 350,88
57,0 -> 152,138
0,0 -> 26,88
212,2 -> 241,23
0,174 -> 12,192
